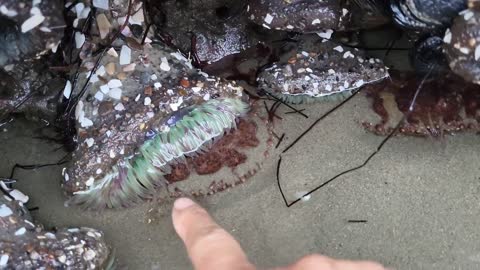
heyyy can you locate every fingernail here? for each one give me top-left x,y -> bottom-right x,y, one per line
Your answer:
174,197 -> 195,210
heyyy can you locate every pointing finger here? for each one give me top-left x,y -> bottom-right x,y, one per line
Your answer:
172,198 -> 254,270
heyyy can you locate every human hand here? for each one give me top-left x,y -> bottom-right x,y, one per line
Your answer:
172,197 -> 387,270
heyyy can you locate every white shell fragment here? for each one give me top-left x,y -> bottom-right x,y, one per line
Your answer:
107,79 -> 122,88
264,14 -> 274,24
93,0 -> 109,10
0,254 -> 8,266
317,29 -> 334,39
21,14 -> 45,33
9,190 -> 29,203
108,88 -> 122,99
75,32 -> 86,48
63,81 -> 72,99
0,204 -> 13,217
85,138 -> 95,147
119,45 -> 132,65
14,227 -> 27,236
160,57 -> 171,71
144,97 -> 151,106
114,103 -> 125,111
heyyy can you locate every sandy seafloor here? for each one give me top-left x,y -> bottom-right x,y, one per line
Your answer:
2,84 -> 480,270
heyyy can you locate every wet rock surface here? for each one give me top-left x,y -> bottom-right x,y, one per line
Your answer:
0,186 -> 111,269
149,0 -> 291,76
0,58 -> 65,122
0,0 -> 64,66
151,0 -> 262,65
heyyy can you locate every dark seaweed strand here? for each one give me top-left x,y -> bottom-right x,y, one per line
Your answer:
275,133 -> 285,149
282,89 -> 361,154
277,65 -> 436,207
285,109 -> 306,115
262,90 -> 308,118
276,157 -> 290,207
8,154 -> 71,180
348,220 -> 368,223
268,101 -> 283,121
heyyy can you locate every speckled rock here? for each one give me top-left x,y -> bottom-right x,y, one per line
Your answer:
257,38 -> 389,103
443,9 -> 480,85
0,184 -> 111,269
0,58 -> 65,122
246,0 -> 389,33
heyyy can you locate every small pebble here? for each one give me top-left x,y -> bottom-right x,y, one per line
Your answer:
107,47 -> 118,57
105,62 -> 116,75
96,13 -> 111,39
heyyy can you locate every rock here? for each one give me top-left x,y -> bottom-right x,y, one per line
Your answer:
0,183 -> 112,269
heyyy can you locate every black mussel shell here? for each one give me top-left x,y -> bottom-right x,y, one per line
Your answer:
390,0 -> 467,31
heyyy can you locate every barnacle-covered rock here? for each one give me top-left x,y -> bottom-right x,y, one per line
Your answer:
150,0 -> 277,66
257,38 -> 389,104
0,0 -> 64,66
363,71 -> 480,136
0,58 -> 65,122
443,9 -> 480,85
0,184 -> 111,269
390,0 -> 467,31
246,0 -> 389,33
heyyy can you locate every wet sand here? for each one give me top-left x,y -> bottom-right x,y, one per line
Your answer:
1,92 -> 480,270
